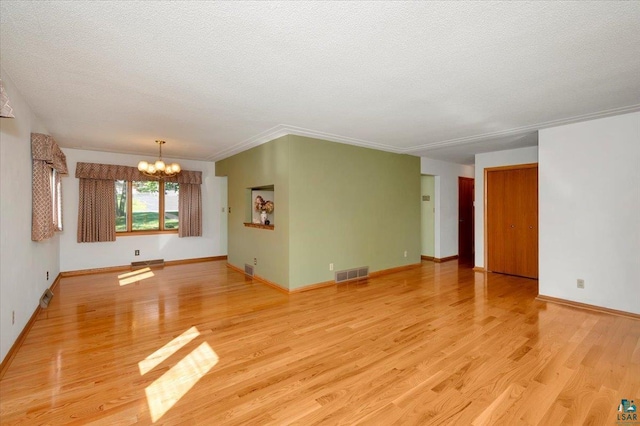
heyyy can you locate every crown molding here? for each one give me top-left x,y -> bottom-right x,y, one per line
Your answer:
209,104 -> 640,162
207,125 -> 291,161
208,124 -> 403,162
403,103 -> 640,154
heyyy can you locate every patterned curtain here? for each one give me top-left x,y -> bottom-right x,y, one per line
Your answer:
32,161 -> 54,241
31,133 -> 68,241
77,179 -> 116,243
178,183 -> 202,237
0,79 -> 15,118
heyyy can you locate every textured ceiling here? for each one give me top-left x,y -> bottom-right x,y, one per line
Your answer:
1,1 -> 639,164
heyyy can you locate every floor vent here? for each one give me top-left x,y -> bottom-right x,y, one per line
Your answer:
335,266 -> 369,283
131,259 -> 165,270
244,264 -> 254,277
40,288 -> 54,308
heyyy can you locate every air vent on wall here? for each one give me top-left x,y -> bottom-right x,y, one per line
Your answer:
244,264 -> 254,277
335,266 -> 369,283
40,288 -> 53,308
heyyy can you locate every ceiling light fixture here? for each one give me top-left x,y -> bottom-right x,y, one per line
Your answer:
137,140 -> 181,179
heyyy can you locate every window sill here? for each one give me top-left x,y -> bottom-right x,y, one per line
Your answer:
116,230 -> 179,237
244,223 -> 274,230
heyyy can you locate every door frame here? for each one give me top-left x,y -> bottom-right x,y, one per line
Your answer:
484,163 -> 538,273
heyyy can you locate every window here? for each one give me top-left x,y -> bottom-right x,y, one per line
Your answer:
115,180 -> 179,233
52,169 -> 63,231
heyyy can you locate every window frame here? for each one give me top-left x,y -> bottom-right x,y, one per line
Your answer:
115,180 -> 179,236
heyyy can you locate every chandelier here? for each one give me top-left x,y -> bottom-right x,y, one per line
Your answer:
137,140 -> 181,178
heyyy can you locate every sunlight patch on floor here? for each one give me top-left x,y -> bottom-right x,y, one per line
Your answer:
138,326 -> 200,375
119,268 -> 154,286
145,341 -> 219,423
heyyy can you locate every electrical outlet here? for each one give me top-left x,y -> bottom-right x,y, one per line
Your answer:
135,250 -> 140,256
329,263 -> 334,271
46,271 -> 49,280
12,310 -> 15,325
577,279 -> 585,289
254,258 -> 257,266
404,250 -> 408,258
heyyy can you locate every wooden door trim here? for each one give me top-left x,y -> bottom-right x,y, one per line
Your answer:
485,163 -> 538,172
484,163 -> 538,273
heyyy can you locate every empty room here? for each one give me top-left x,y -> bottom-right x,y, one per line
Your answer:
1,2 -> 639,425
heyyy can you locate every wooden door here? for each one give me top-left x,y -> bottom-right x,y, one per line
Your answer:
458,177 -> 474,264
486,165 -> 538,278
519,167 -> 538,278
487,170 -> 510,274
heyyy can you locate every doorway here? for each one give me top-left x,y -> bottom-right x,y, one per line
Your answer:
421,175 -> 435,260
458,177 -> 474,264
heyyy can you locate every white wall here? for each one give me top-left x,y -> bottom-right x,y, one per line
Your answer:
0,70 -> 60,364
420,157 -> 474,259
539,112 -> 640,314
474,146 -> 538,268
60,148 -> 226,271
420,175 -> 435,257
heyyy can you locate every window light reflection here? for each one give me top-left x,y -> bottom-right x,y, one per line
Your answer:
138,326 -> 200,375
145,342 -> 219,422
118,268 -> 155,286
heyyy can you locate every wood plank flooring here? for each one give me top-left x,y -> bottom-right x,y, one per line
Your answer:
1,260 -> 638,425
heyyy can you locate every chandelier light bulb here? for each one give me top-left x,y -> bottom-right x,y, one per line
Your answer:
138,140 -> 181,179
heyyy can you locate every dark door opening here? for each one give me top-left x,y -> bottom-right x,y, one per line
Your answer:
458,177 -> 474,265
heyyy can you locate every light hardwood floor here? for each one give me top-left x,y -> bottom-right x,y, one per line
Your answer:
1,260 -> 638,425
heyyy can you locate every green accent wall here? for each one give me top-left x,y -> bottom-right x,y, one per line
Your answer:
216,135 -> 421,291
216,136 -> 291,289
288,135 -> 420,289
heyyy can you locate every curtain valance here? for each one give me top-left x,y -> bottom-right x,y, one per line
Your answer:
31,133 -> 68,174
75,162 -> 202,184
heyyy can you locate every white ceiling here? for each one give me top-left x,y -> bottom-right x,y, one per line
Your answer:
1,1 -> 639,165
